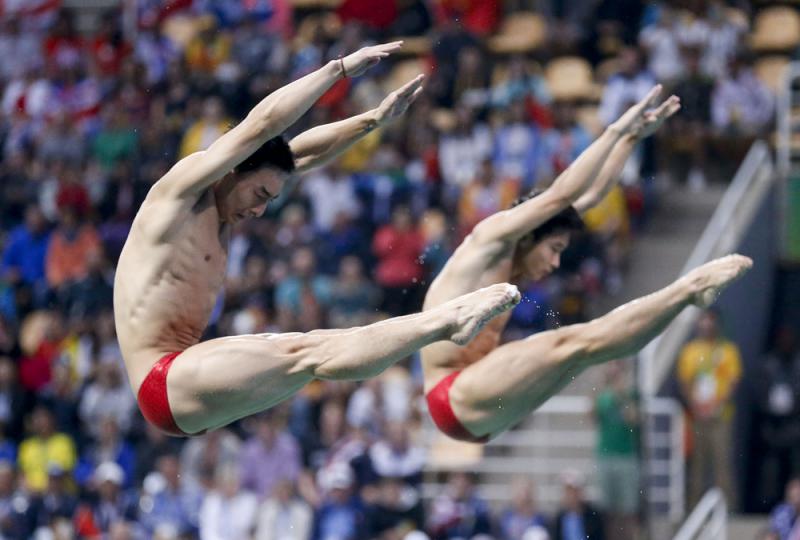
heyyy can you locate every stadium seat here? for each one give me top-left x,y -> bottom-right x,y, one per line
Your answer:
545,57 -> 598,101
487,12 -> 547,54
754,55 -> 790,94
383,58 -> 429,94
750,6 -> 800,52
389,36 -> 432,56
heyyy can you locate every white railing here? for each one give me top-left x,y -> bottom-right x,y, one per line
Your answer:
638,141 -> 775,397
643,397 -> 685,525
673,488 -> 728,540
423,395 -> 684,518
777,61 -> 800,179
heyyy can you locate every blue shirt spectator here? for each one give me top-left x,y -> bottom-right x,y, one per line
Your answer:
0,206 -> 50,286
771,479 -> 800,540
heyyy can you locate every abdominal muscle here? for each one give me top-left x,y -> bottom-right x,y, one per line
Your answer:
114,192 -> 228,393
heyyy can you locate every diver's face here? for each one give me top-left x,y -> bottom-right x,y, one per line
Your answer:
516,231 -> 570,281
218,168 -> 288,223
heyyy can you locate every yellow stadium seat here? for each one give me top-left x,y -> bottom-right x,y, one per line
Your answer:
751,6 -> 800,52
488,12 -> 547,54
545,56 -> 598,101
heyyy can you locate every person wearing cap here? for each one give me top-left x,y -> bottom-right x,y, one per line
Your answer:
0,461 -> 32,539
27,462 -> 77,531
313,462 -> 364,540
551,470 -> 605,540
74,461 -> 139,538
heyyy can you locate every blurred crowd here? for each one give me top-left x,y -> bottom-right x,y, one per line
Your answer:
0,0 -> 787,538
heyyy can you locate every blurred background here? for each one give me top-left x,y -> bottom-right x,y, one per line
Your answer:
0,0 -> 797,538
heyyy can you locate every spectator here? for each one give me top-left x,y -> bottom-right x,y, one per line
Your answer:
755,326 -> 800,507
365,476 -> 425,538
711,50 -> 774,137
35,111 -> 87,166
27,463 -> 77,536
180,429 -> 242,496
275,247 -> 332,332
639,6 -> 686,85
329,256 -> 381,328
91,107 -> 139,172
490,55 -> 550,111
0,462 -> 32,539
44,204 -> 102,292
178,96 -> 231,158
75,417 -> 136,489
184,15 -> 232,77
132,425 -> 182,487
438,105 -> 493,194
367,421 -> 425,486
199,466 -> 258,540
419,209 -> 451,281
492,100 -> 547,189
1,205 -> 50,302
593,361 -> 639,540
134,19 -> 178,86
255,479 -> 313,540
74,462 -> 139,538
79,363 -> 136,439
303,166 -> 361,233
427,472 -> 492,539
1,67 -> 53,121
0,359 -> 26,440
37,363 -> 81,440
598,47 -> 655,126
677,309 -> 742,508
372,206 -> 424,316
273,204 -> 316,259
771,478 -> 800,540
458,159 -> 519,235
542,102 -> 593,178
0,17 -> 43,81
138,453 -> 202,537
63,250 -> 114,319
498,479 -> 549,540
551,470 -> 605,540
314,462 -> 364,540
669,44 -> 714,191
240,413 -> 302,500
17,405 -> 77,493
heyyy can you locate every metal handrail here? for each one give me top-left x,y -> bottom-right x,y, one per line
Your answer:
673,488 -> 727,540
639,141 -> 775,396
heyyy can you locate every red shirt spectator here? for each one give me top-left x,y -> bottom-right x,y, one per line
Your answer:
337,0 -> 398,30
373,207 -> 424,288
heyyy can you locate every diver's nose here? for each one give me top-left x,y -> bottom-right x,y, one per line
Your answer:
253,202 -> 269,218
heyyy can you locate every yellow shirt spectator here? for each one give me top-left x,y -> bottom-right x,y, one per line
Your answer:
18,431 -> 77,492
678,338 -> 742,420
582,184 -> 630,237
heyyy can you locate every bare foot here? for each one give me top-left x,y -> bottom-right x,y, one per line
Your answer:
446,284 -> 521,345
683,254 -> 753,308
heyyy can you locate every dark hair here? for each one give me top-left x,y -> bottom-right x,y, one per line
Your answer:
234,136 -> 296,175
511,189 -> 584,248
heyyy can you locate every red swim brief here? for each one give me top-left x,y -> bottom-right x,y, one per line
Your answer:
137,352 -> 205,437
426,371 -> 488,444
